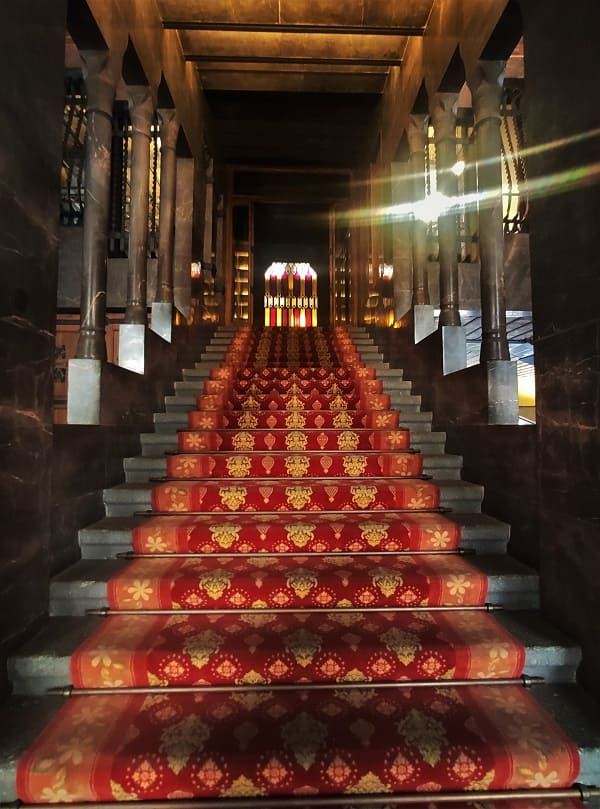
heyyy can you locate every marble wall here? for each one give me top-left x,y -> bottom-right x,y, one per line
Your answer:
521,0 -> 600,697
0,1 -> 67,693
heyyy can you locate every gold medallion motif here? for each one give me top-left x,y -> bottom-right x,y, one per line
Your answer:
238,412 -> 258,429
219,486 -> 247,510
285,455 -> 311,477
183,628 -> 224,668
209,523 -> 241,549
281,712 -> 328,770
333,411 -> 353,428
343,455 -> 368,477
285,411 -> 306,428
226,455 -> 252,477
337,431 -> 359,450
350,485 -> 377,508
359,522 -> 390,547
380,626 -> 421,665
284,628 -> 323,667
285,522 -> 316,548
241,395 -> 260,410
370,567 -> 403,597
285,431 -> 308,451
330,395 -> 348,410
232,432 -> 255,451
199,569 -> 233,600
286,568 -> 318,598
285,394 -> 304,411
285,486 -> 313,510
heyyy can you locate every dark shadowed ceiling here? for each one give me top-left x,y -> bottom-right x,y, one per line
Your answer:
155,0 -> 435,168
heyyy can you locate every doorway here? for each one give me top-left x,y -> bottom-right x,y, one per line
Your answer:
253,202 -> 331,326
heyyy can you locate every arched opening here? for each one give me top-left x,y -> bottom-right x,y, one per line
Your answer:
263,261 -> 318,327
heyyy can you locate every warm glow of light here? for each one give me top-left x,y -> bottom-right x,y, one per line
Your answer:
517,361 -> 536,406
265,262 -> 317,280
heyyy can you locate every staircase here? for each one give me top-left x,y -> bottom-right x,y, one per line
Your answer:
1,325 -> 599,806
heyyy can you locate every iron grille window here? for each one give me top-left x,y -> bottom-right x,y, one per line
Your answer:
61,72 -> 86,225
501,79 -> 528,233
108,102 -> 161,258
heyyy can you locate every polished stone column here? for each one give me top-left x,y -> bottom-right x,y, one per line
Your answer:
390,160 -> 413,321
464,140 -> 479,263
125,86 -> 154,325
430,91 -> 461,327
203,157 -> 214,267
469,60 -> 510,362
407,114 -> 435,341
469,60 -> 517,422
215,192 -> 226,324
407,114 -> 430,307
173,157 -> 194,321
152,109 -> 179,342
119,86 -> 154,373
430,91 -> 466,373
75,51 -> 118,361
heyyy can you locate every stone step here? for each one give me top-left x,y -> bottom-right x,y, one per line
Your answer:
7,609 -> 581,696
102,478 -> 484,517
79,511 -> 511,559
139,427 -> 444,456
165,384 -> 421,413
153,404 -> 432,434
48,552 -> 537,616
172,377 -> 413,396
2,682 -> 598,802
123,451 -> 463,484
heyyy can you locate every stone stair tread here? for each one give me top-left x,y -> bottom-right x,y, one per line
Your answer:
123,452 -> 463,468
50,550 -> 535,614
1,682 -> 599,802
83,511 -> 507,540
104,478 -> 483,501
9,609 -> 580,681
79,511 -> 509,560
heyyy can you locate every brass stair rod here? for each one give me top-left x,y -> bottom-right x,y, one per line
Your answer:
88,604 -> 502,616
6,785 -> 600,809
116,549 -> 474,559
134,507 -> 452,516
50,674 -> 544,697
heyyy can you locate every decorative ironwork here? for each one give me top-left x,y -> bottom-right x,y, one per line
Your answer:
501,79 -> 528,233
60,72 -> 86,225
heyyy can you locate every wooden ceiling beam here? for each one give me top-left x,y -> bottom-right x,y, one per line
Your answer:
188,55 -> 403,67
164,21 -> 424,36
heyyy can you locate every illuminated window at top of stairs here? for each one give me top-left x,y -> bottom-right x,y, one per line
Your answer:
264,262 -> 318,327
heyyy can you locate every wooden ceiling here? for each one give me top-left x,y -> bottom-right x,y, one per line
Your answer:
156,0 -> 435,167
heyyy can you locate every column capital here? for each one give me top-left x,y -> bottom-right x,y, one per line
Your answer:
468,60 -> 506,127
158,108 -> 179,151
429,91 -> 459,143
406,114 -> 429,156
128,85 -> 154,135
80,50 -> 118,119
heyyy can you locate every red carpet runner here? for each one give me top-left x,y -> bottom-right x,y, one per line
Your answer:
17,326 -> 579,804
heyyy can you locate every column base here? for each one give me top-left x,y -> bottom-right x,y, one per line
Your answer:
442,325 -> 467,375
151,302 -> 173,343
67,358 -> 102,424
487,360 -> 519,424
414,305 -> 436,343
118,323 -> 146,375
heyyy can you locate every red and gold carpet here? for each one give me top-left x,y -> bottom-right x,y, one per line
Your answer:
16,326 -> 580,804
